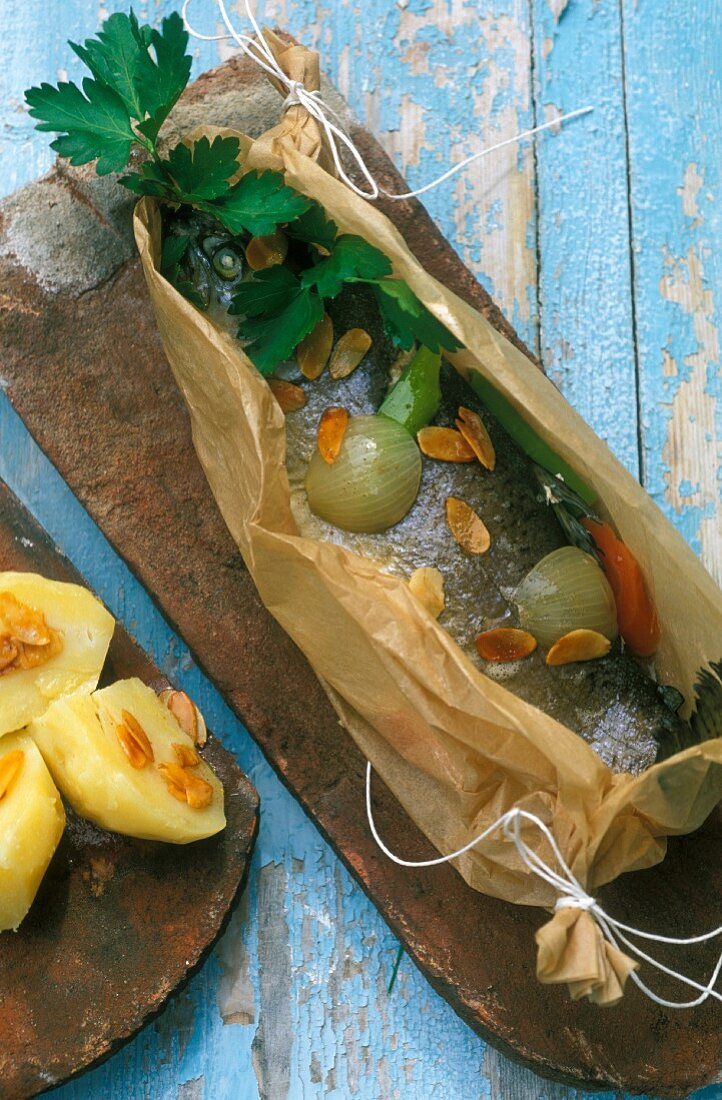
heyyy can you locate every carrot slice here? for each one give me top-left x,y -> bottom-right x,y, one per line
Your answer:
582,519 -> 660,657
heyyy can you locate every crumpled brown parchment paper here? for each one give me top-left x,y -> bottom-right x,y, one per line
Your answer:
133,35 -> 722,1005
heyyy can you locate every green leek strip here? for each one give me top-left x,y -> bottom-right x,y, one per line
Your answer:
467,372 -> 597,506
379,346 -> 441,437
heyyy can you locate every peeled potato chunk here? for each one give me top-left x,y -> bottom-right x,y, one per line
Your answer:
30,678 -> 225,844
0,572 -> 114,737
0,733 -> 65,932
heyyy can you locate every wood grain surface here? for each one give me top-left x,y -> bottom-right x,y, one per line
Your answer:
0,2 -> 720,1099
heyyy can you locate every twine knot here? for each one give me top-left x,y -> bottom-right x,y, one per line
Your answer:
282,80 -> 317,113
554,893 -> 596,912
182,0 -> 592,203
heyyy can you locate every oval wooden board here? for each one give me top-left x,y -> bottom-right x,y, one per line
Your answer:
1,50 -> 721,1097
0,482 -> 259,1100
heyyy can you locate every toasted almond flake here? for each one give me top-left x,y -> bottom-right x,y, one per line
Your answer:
297,313 -> 333,380
0,635 -> 18,671
546,628 -> 612,666
158,762 -> 213,809
116,709 -> 155,769
12,629 -> 63,671
475,627 -> 537,662
456,406 -> 496,470
159,689 -> 207,746
0,749 -> 24,802
317,406 -> 349,464
417,426 -> 475,463
184,772 -> 214,809
445,497 -> 491,555
268,378 -> 307,414
173,742 -> 200,769
329,328 -> 372,380
0,591 -> 51,646
245,230 -> 288,271
408,567 -> 445,618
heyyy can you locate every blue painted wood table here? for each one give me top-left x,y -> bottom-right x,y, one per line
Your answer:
1,1 -> 721,1097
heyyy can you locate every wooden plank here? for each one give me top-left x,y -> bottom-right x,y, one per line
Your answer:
532,0 -> 640,476
622,0 -> 722,587
0,481 -> 259,1099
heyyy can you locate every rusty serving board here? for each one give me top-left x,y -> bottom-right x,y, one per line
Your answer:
1,50 -> 722,1097
0,483 -> 259,1100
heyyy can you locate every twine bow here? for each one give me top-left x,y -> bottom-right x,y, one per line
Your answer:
182,0 -> 592,201
367,763 -> 722,1008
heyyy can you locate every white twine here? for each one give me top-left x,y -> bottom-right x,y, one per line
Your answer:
366,762 -> 722,1009
181,0 -> 593,202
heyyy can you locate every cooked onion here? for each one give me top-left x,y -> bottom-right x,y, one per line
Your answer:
515,546 -> 618,647
305,415 -> 421,533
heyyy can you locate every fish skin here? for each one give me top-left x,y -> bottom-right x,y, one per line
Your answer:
175,216 -> 690,775
284,286 -> 689,775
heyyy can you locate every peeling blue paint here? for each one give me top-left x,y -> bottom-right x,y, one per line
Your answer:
1,0 -> 720,1097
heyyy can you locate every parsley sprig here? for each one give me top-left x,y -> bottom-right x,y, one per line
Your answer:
229,221 -> 461,374
24,11 -> 308,237
25,8 -> 462,375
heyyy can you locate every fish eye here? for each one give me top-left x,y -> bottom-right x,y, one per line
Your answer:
212,246 -> 243,280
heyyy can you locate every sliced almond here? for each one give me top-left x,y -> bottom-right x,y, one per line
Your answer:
12,630 -> 63,671
0,591 -> 51,646
245,230 -> 288,271
117,710 -> 155,769
456,406 -> 496,470
445,497 -> 491,555
0,635 -> 18,672
329,328 -> 372,380
317,406 -> 349,464
475,628 -> 537,662
297,313 -> 333,380
158,762 -> 213,809
268,378 -> 307,414
546,629 -> 612,667
173,742 -> 200,769
157,763 -> 188,804
408,567 -> 445,618
417,426 -> 475,463
183,771 -> 214,809
159,688 -> 207,747
0,749 -> 24,802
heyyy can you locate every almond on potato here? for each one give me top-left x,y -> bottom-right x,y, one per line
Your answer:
29,678 -> 224,844
0,572 -> 114,737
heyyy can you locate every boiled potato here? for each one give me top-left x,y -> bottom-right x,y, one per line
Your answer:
0,733 -> 65,932
30,678 -> 225,843
0,572 -> 114,736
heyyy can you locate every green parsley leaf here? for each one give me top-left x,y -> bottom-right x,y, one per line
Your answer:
371,280 -> 462,352
235,270 -> 324,375
135,13 -> 192,143
285,201 -> 338,251
301,234 -> 392,298
25,77 -> 136,174
228,265 -> 299,318
159,233 -> 206,310
161,234 -> 190,273
120,158 -> 171,197
207,170 -> 311,237
162,135 -> 241,202
70,11 -> 151,123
